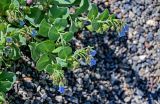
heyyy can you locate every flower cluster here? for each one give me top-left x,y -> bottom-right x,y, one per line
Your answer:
89,58 -> 96,66
118,24 -> 129,37
58,86 -> 65,94
31,29 -> 38,37
89,50 -> 97,66
0,0 -> 123,101
19,20 -> 25,27
26,0 -> 32,5
79,49 -> 97,67
6,37 -> 12,43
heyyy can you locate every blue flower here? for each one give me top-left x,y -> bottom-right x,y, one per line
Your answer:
31,29 -> 38,37
6,37 -> 12,43
19,20 -> 25,27
118,24 -> 129,37
58,86 -> 65,94
123,24 -> 129,32
89,58 -> 96,66
118,29 -> 125,37
89,50 -> 97,56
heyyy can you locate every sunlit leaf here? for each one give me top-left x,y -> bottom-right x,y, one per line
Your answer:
88,4 -> 98,20
98,9 -> 109,21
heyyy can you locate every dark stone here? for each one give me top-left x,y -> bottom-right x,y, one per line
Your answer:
130,44 -> 138,53
146,32 -> 154,41
24,82 -> 34,89
32,99 -> 42,104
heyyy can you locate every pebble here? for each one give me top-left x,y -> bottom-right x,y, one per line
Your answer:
124,96 -> 131,103
146,32 -> 154,41
136,89 -> 144,97
130,45 -> 138,53
139,55 -> 147,61
77,78 -> 83,85
146,19 -> 157,26
55,96 -> 63,102
157,30 -> 160,41
37,86 -> 41,92
139,36 -> 146,43
95,73 -> 101,79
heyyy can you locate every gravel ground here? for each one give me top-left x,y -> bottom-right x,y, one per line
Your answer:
6,0 -> 160,104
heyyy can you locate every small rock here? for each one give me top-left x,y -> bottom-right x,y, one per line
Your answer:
32,99 -> 41,104
136,89 -> 144,97
133,40 -> 138,44
41,94 -> 47,99
146,32 -> 154,41
139,55 -> 146,61
67,97 -> 78,104
155,69 -> 160,76
37,86 -> 41,92
84,101 -> 91,104
144,42 -> 152,49
157,30 -> 160,41
95,73 -> 101,79
55,96 -> 63,102
124,96 -> 131,103
77,78 -> 83,85
139,36 -> 145,43
130,45 -> 138,53
84,74 -> 89,81
146,19 -> 157,26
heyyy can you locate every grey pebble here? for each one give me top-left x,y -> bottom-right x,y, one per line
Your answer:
55,96 -> 63,102
139,36 -> 146,43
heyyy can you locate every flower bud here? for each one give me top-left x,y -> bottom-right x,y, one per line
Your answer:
26,0 -> 32,5
58,86 -> 65,94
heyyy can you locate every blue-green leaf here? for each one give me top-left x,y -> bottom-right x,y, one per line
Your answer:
29,42 -> 40,61
54,18 -> 68,31
39,19 -> 51,37
36,40 -> 55,53
58,46 -> 72,59
28,7 -> 44,24
9,45 -> 21,60
48,26 -> 59,41
73,0 -> 90,17
52,46 -> 64,53
91,20 -> 100,30
0,71 -> 16,93
49,6 -> 69,20
63,31 -> 74,42
36,54 -> 51,71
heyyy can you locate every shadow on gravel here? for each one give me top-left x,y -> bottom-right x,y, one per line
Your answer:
64,31 -> 160,104
4,0 -> 160,103
6,32 -> 160,104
